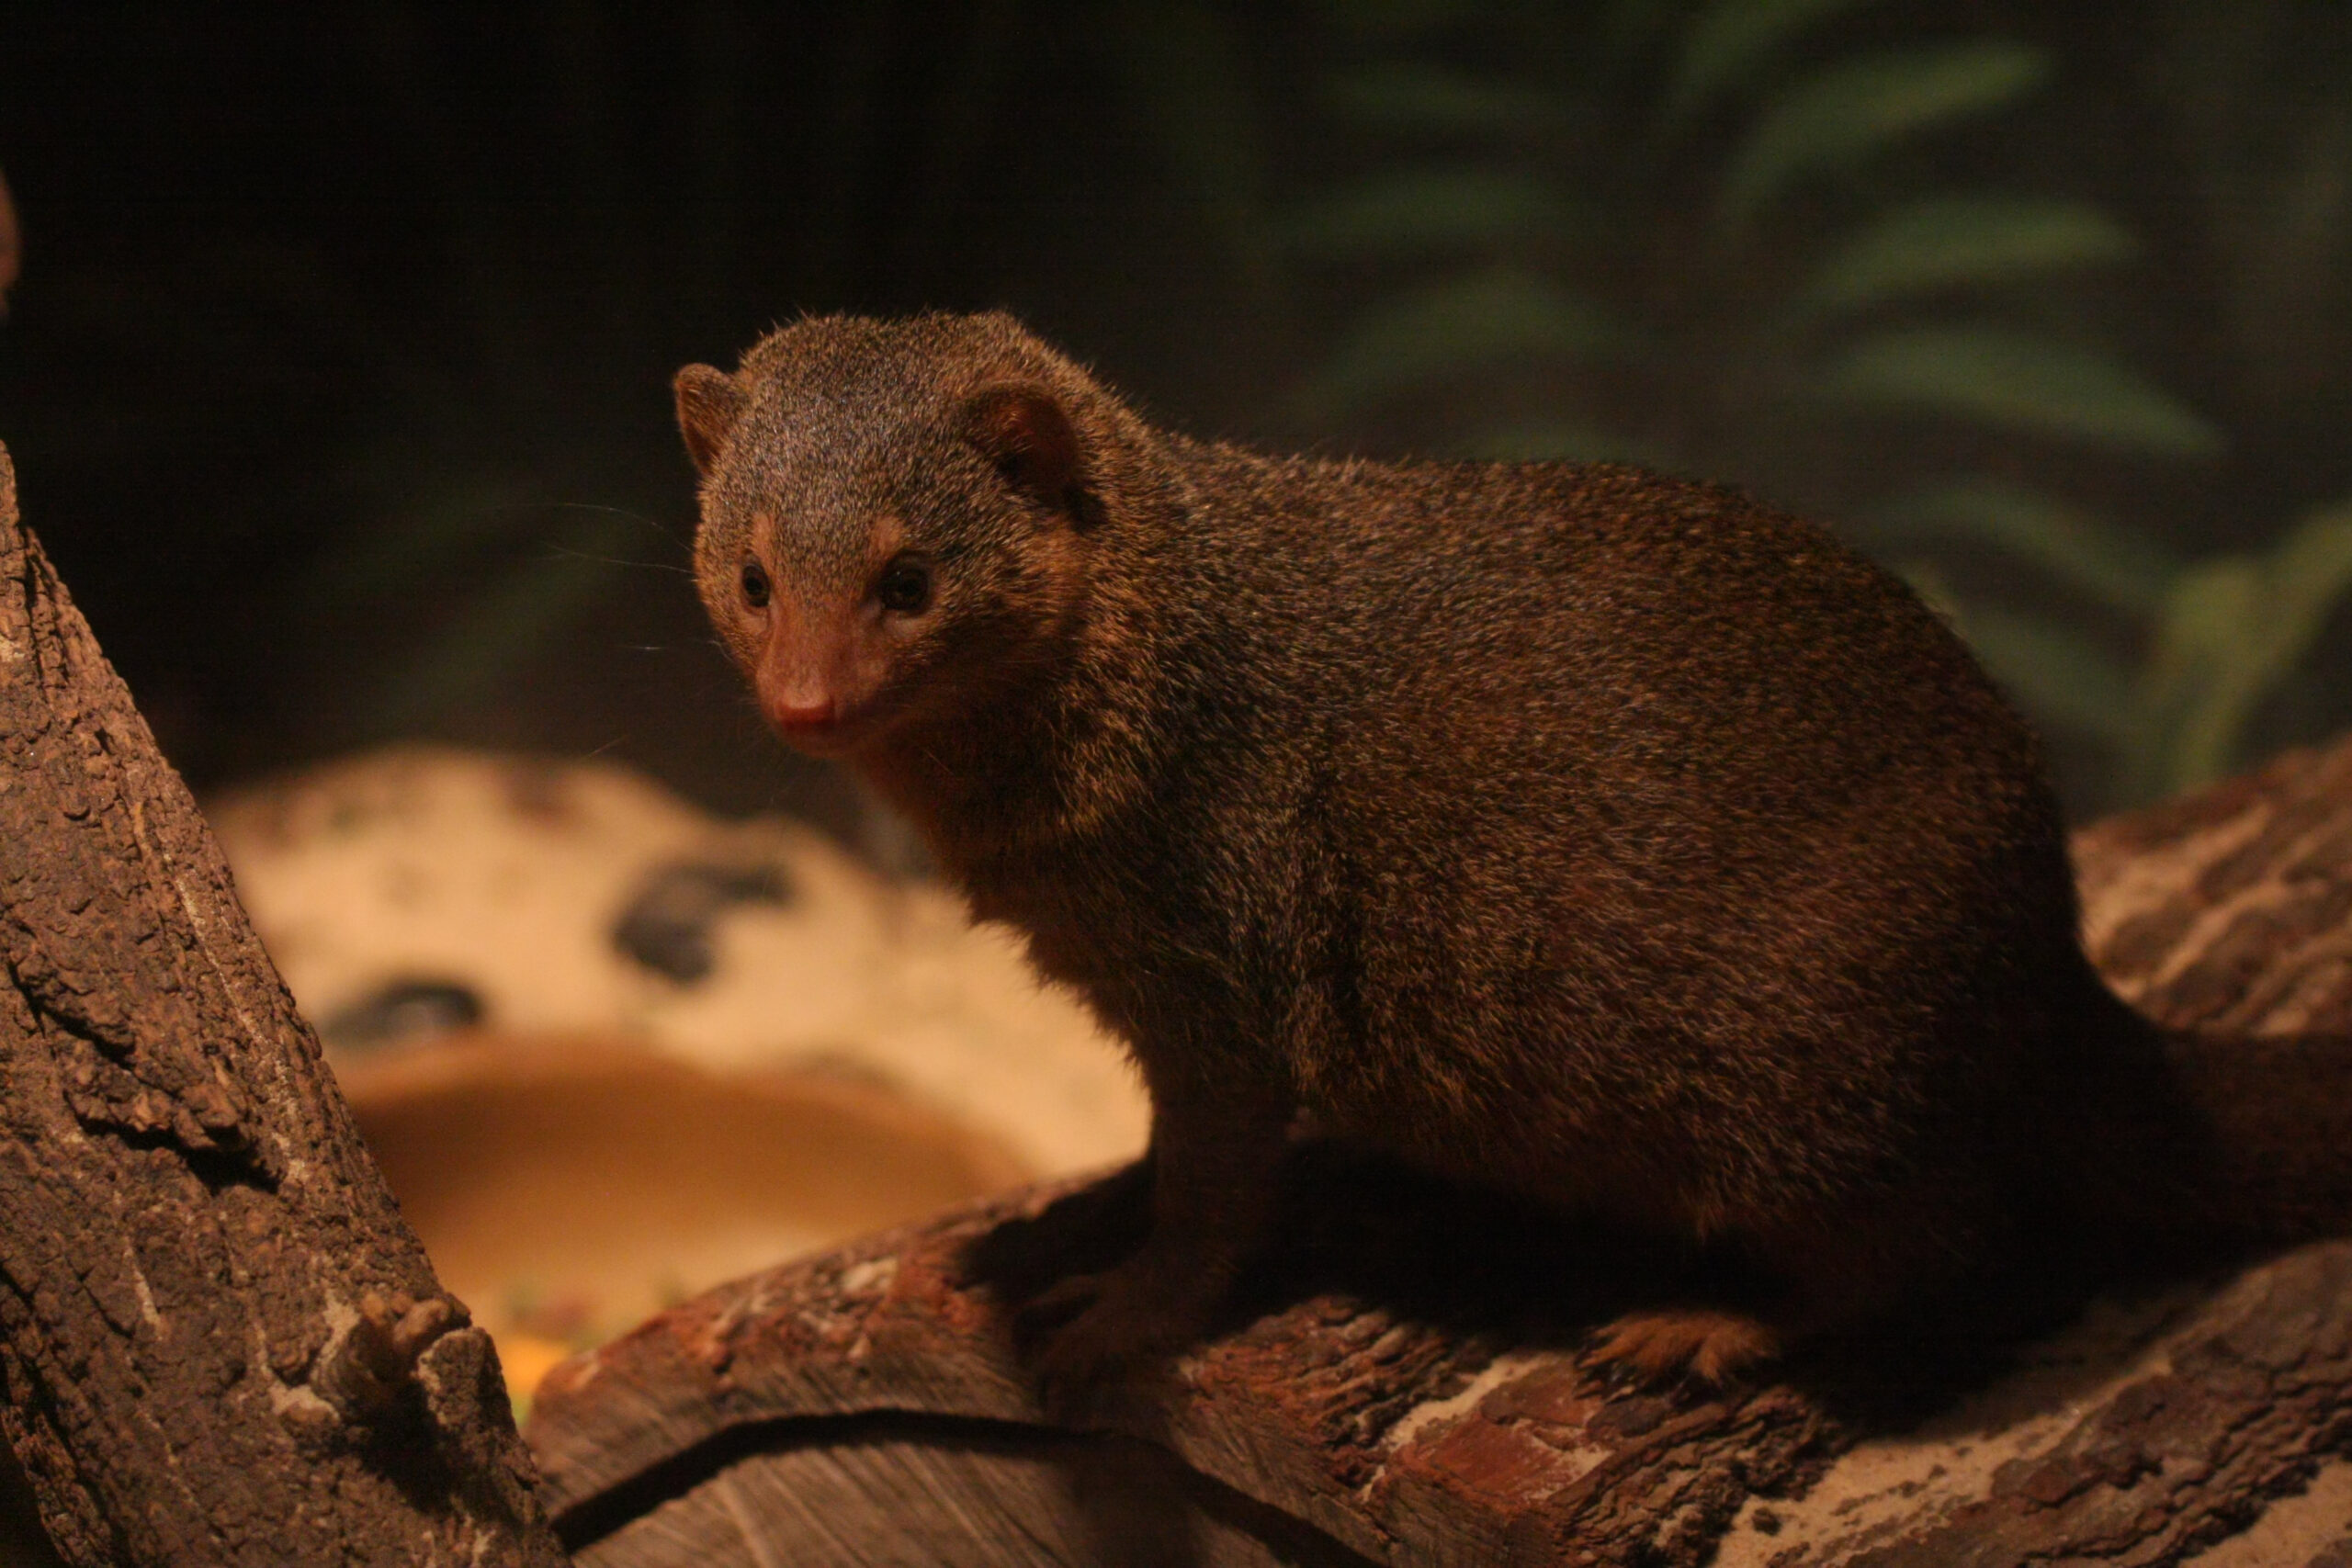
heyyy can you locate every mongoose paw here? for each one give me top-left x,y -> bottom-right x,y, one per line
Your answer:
1016,1266 -> 1206,1416
1587,1307 -> 1781,1387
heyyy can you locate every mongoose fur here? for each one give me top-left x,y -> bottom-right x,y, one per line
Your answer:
674,310 -> 2352,1388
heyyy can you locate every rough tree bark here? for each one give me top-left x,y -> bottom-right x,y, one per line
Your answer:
526,740 -> 2352,1564
0,446 -> 570,1567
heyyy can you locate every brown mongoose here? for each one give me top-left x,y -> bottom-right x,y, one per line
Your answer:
672,310 -> 2352,1389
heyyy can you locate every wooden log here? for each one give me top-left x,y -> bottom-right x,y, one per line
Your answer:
0,445 -> 570,1566
527,738 -> 2352,1566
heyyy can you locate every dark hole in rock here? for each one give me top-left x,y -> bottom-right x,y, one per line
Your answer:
612,860 -> 796,985
322,979 -> 487,1053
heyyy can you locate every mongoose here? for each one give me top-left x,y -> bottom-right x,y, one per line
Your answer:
673,310 -> 2352,1388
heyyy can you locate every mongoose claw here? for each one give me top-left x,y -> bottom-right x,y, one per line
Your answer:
1585,1306 -> 1781,1388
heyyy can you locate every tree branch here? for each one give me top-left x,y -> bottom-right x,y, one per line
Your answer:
528,739 -> 2352,1566
0,443 -> 569,1567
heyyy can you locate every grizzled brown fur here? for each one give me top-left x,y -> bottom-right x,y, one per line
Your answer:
675,311 -> 2352,1387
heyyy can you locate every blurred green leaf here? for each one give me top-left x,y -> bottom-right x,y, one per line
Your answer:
1894,557 -> 1967,629
1294,268 -> 1636,421
1668,0 -> 1887,122
2268,106 -> 2352,279
1278,166 -> 1576,257
2129,498 -> 2352,795
1113,1 -> 1273,291
1870,481 -> 2181,615
1720,42 -> 2051,226
366,510 -> 643,728
1600,0 -> 1690,63
301,479 -> 530,606
2130,558 -> 2262,797
2229,105 -> 2352,392
1816,327 -> 2224,456
1325,64 -> 1562,136
1310,0 -> 1485,39
1795,197 -> 2136,319
1950,601 -> 2139,745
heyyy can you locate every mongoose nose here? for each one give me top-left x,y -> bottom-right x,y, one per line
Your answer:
764,694 -> 839,733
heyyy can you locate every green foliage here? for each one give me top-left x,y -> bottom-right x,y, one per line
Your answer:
1717,42 -> 2050,225
1279,167 -> 1577,258
1308,0 -> 1486,42
1112,0 -> 1280,294
1324,64 -> 1564,135
1794,197 -> 2137,317
1816,327 -> 2222,455
351,504 -> 658,732
1260,0 -> 2352,807
1668,0 -> 1885,122
1294,269 -> 1634,422
1937,601 -> 2139,746
1874,483 -> 2180,616
1891,487 -> 2352,798
2125,500 -> 2352,797
1279,4 -> 2169,477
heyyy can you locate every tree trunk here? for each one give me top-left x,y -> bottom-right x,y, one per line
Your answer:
0,445 -> 570,1567
526,740 -> 2352,1565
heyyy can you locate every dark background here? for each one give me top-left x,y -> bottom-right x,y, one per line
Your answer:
1,1 -> 2347,841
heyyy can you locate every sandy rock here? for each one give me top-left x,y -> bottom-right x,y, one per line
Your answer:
207,745 -> 1148,1178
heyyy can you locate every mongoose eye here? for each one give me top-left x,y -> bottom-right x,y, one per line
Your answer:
876,556 -> 933,616
740,558 -> 771,610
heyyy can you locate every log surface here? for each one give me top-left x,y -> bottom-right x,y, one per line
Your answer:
0,446 -> 569,1566
529,738 -> 2352,1567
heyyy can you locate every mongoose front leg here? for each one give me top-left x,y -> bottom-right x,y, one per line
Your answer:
1022,1075 -> 1294,1398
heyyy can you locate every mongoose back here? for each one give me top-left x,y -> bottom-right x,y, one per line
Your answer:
674,310 -> 2352,1387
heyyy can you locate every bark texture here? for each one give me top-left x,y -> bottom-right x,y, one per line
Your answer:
0,446 -> 569,1566
528,738 -> 2352,1567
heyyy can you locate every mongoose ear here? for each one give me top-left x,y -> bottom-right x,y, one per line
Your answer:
673,364 -> 747,478
964,383 -> 1103,527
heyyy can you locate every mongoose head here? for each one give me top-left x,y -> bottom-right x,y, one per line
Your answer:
674,313 -> 1128,759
